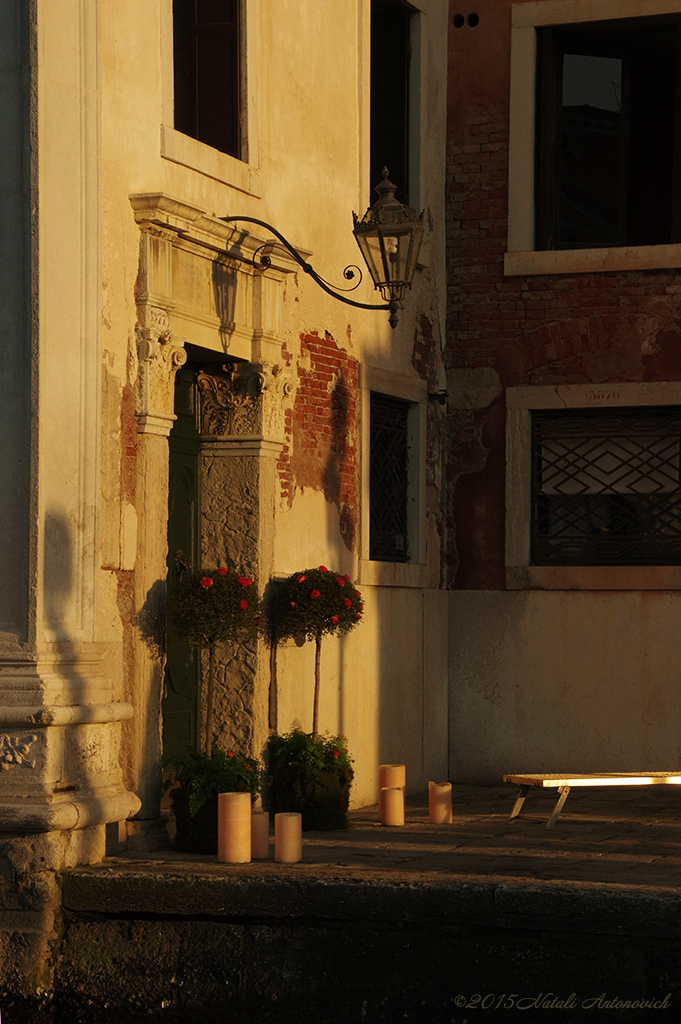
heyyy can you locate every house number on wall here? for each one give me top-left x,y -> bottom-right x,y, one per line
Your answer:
587,390 -> 621,402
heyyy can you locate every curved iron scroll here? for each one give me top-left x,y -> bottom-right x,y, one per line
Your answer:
221,215 -> 399,326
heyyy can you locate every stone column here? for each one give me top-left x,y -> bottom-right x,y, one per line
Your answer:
197,362 -> 295,759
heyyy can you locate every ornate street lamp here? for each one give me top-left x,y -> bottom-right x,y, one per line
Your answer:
221,168 -> 423,329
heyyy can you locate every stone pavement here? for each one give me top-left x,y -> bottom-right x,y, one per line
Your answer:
118,782 -> 681,887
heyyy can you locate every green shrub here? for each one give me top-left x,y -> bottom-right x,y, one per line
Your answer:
267,728 -> 354,830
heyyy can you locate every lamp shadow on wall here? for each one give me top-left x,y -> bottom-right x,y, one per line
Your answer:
211,260 -> 237,353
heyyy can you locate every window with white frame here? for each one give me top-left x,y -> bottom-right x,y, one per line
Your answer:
506,0 -> 681,274
506,383 -> 681,587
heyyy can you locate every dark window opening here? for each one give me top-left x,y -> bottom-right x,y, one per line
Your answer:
531,408 -> 681,566
173,0 -> 241,159
370,393 -> 410,562
371,0 -> 411,204
535,15 -> 681,250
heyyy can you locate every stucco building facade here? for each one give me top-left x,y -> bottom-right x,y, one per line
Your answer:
0,0 -> 449,996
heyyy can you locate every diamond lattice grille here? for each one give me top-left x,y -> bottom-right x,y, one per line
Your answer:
370,393 -> 409,562
531,409 -> 681,565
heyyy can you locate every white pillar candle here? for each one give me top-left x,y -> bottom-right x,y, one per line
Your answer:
378,764 -> 405,822
217,792 -> 251,863
428,781 -> 452,824
379,787 -> 405,826
251,809 -> 270,860
274,812 -> 302,863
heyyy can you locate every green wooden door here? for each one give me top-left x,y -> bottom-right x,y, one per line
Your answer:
163,366 -> 201,761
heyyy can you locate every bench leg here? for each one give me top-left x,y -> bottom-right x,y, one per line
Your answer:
509,785 -> 529,821
547,785 -> 570,829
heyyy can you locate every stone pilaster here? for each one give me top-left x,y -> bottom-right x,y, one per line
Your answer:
197,362 -> 295,759
128,320 -> 186,833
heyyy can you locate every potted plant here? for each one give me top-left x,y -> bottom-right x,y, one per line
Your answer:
268,566 -> 363,828
267,728 -> 354,830
165,747 -> 262,854
167,556 -> 263,753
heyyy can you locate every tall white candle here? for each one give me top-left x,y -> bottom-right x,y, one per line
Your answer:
378,764 -> 405,822
379,787 -> 405,826
428,781 -> 452,824
217,792 -> 251,863
251,809 -> 270,860
274,812 -> 302,863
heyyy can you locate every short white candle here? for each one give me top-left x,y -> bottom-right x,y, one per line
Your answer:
379,786 -> 405,826
378,764 -> 405,822
251,809 -> 270,859
428,781 -> 452,824
217,792 -> 251,863
274,812 -> 302,863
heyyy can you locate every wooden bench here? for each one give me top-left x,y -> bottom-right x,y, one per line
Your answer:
503,773 -> 681,829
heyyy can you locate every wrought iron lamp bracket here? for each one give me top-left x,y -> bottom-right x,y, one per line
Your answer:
221,215 -> 399,327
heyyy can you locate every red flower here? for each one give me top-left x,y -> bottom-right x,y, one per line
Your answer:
336,577 -> 345,587
319,565 -> 328,573
217,567 -> 228,575
238,576 -> 253,587
239,599 -> 248,610
289,601 -> 296,608
333,749 -> 340,758
355,612 -> 361,620
355,589 -> 361,597
344,597 -> 352,609
359,604 -> 364,611
255,617 -> 261,625
331,615 -> 339,624
310,589 -> 321,599
343,574 -> 350,581
297,575 -> 307,583
200,577 -> 214,588
227,751 -> 234,759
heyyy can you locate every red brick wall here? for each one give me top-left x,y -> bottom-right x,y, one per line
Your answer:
277,331 -> 359,554
446,0 -> 681,588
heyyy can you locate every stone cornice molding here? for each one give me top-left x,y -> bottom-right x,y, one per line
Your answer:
197,361 -> 295,443
136,326 -> 187,436
129,192 -> 309,275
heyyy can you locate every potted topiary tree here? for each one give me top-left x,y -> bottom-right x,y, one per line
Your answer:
272,565 -> 363,736
167,556 -> 263,753
267,566 -> 363,829
165,556 -> 263,853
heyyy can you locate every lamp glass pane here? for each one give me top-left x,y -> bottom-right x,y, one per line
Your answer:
357,231 -> 385,288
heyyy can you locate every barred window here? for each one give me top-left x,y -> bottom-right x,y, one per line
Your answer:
531,408 -> 681,566
370,392 -> 410,562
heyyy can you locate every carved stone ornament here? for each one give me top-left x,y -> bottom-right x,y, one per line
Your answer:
136,326 -> 187,436
0,733 -> 38,771
197,362 -> 294,441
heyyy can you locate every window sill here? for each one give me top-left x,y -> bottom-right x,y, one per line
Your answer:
504,243 -> 681,278
161,125 -> 262,198
506,565 -> 681,591
357,560 -> 425,588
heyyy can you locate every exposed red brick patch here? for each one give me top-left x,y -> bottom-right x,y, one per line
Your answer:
277,332 -> 359,553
